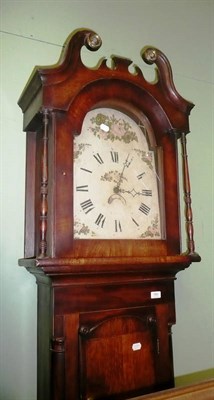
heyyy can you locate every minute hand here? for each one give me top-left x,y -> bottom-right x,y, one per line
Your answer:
114,154 -> 132,193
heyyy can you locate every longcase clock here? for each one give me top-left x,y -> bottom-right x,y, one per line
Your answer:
18,29 -> 200,400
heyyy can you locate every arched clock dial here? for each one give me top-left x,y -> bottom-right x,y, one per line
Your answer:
74,107 -> 164,239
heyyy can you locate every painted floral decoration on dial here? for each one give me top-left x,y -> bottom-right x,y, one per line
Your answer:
74,108 -> 162,240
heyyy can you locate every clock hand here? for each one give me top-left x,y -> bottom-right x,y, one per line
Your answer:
119,188 -> 152,197
108,154 -> 132,205
114,154 -> 132,192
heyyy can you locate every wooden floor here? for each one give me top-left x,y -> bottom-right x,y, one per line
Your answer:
131,379 -> 214,400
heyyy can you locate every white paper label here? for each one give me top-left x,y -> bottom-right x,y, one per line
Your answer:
151,291 -> 161,299
132,342 -> 142,351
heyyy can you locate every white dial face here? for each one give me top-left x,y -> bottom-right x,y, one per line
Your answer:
74,108 -> 162,239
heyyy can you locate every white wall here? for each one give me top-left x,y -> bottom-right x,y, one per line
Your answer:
0,1 -> 213,399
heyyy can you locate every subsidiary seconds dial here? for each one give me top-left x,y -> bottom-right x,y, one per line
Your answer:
73,108 -> 162,240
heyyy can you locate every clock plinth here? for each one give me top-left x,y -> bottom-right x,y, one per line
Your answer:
18,29 -> 200,400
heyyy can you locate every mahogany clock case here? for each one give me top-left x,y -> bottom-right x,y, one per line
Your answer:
18,29 -> 200,400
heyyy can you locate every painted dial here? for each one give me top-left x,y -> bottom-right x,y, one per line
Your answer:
74,108 -> 163,239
